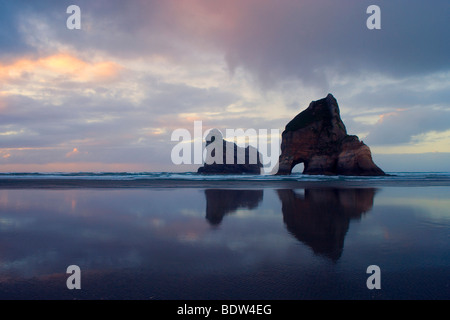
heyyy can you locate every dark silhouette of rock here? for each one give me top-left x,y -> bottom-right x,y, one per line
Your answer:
276,94 -> 385,176
198,129 -> 263,174
277,188 -> 376,261
204,189 -> 264,225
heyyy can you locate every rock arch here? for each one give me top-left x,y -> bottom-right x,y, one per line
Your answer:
276,94 -> 385,176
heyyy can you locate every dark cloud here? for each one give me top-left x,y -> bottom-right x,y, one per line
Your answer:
0,2 -> 30,59
217,0 -> 450,88
5,0 -> 449,85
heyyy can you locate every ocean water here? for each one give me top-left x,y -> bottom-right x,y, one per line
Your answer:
0,172 -> 449,300
0,171 -> 449,182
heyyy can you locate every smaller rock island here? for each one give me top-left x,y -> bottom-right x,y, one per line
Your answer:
197,129 -> 263,175
277,94 -> 385,176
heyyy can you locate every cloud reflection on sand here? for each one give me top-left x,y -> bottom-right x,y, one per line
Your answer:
0,186 -> 449,299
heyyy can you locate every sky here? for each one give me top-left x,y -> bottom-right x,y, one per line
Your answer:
0,0 -> 449,173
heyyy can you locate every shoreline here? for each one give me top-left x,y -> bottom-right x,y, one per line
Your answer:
0,178 -> 449,189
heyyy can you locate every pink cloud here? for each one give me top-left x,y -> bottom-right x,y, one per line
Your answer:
65,148 -> 80,158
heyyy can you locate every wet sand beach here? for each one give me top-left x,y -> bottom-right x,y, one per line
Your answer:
0,173 -> 449,300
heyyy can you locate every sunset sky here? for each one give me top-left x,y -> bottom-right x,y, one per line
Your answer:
0,0 -> 449,172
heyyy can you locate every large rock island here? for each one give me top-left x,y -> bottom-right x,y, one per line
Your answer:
277,94 -> 385,176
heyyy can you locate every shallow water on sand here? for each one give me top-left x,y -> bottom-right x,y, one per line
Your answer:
0,186 -> 449,299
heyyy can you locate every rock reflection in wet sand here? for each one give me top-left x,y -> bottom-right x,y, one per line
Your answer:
203,188 -> 376,261
204,189 -> 264,225
277,188 -> 377,261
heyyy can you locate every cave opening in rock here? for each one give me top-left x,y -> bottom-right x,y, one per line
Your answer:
291,162 -> 304,174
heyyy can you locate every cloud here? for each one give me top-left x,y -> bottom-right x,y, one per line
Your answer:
364,107 -> 450,146
0,0 -> 449,172
152,0 -> 450,88
65,148 -> 80,158
0,53 -> 121,87
374,153 -> 450,172
6,1 -> 449,85
1,152 -> 11,159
